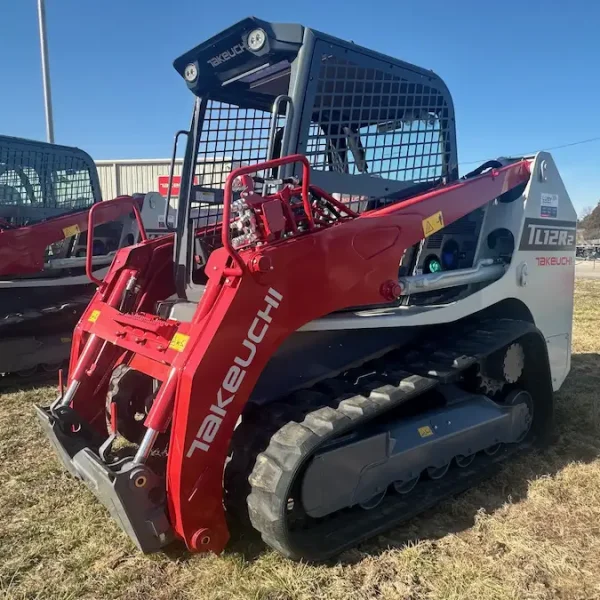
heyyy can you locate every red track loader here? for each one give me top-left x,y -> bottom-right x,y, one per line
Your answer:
0,135 -> 168,383
37,18 -> 576,561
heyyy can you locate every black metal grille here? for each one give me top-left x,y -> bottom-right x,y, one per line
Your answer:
0,143 -> 98,211
196,100 -> 276,188
192,100 -> 281,234
306,55 -> 451,183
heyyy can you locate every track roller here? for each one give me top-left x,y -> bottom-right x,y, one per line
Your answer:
393,476 -> 420,494
483,443 -> 503,456
427,463 -> 451,480
359,490 -> 387,510
16,366 -> 38,378
455,453 -> 476,468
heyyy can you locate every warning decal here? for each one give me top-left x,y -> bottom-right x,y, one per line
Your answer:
540,193 -> 559,219
418,425 -> 434,438
169,332 -> 190,352
88,310 -> 101,323
62,224 -> 81,238
422,211 -> 445,237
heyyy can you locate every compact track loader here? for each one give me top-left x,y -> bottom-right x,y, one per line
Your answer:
37,18 -> 576,561
0,135 -> 168,383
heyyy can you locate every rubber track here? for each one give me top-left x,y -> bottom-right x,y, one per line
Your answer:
242,318 -> 539,561
0,295 -> 90,330
0,295 -> 89,380
0,364 -> 66,391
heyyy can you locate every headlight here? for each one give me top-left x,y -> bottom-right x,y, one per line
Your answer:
184,63 -> 198,82
247,28 -> 267,52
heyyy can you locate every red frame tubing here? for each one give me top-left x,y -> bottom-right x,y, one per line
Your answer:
66,237 -> 173,430
309,185 -> 360,218
67,237 -> 172,373
164,159 -> 531,553
0,195 -> 144,278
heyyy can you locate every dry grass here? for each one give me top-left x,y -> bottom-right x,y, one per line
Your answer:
1,280 -> 600,600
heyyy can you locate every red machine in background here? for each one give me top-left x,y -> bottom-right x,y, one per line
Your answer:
0,135 -> 151,382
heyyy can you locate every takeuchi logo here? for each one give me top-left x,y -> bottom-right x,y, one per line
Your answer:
186,288 -> 283,458
207,42 -> 247,68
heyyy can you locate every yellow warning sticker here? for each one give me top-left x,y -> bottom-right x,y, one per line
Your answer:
169,332 -> 190,352
62,224 -> 81,238
88,309 -> 101,323
422,211 -> 444,238
418,425 -> 434,438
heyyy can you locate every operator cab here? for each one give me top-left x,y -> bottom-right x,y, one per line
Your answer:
166,17 -> 458,310
0,136 -> 132,276
0,135 -> 101,228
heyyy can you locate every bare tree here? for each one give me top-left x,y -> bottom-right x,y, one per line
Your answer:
580,205 -> 594,220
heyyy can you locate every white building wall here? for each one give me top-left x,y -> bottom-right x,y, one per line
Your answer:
94,158 -> 237,200
95,159 -> 183,199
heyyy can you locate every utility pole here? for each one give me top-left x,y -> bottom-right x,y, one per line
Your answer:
37,0 -> 55,143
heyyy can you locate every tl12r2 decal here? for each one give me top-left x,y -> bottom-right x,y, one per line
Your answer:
519,218 -> 576,252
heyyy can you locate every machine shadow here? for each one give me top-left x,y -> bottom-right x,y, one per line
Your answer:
165,353 -> 600,565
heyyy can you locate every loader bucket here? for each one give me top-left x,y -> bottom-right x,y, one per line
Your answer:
36,406 -> 173,551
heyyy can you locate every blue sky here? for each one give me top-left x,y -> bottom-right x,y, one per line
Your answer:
2,0 -> 599,214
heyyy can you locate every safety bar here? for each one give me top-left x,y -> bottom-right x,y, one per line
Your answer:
222,154 -> 312,276
86,196 -> 148,286
266,96 -> 294,164
165,129 -> 189,232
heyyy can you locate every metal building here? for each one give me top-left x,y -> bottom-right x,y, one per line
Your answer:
94,158 -> 235,200
95,159 -> 182,199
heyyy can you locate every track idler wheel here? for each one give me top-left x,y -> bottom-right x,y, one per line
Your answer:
504,388 -> 534,443
483,388 -> 534,454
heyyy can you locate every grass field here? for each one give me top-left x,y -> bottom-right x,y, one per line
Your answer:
1,280 -> 600,600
